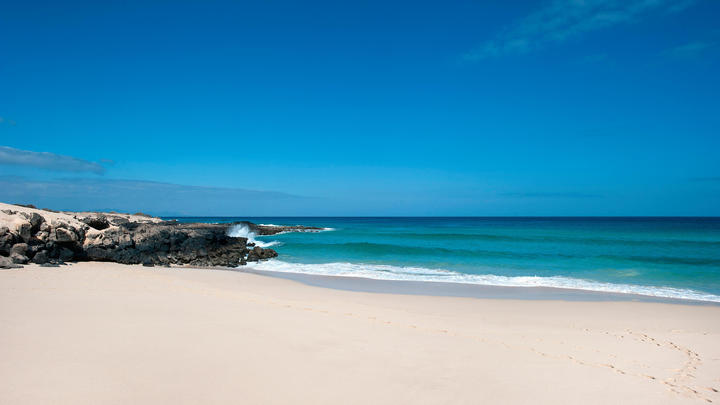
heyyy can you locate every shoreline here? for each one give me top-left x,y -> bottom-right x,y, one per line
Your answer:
240,267 -> 720,306
3,204 -> 717,305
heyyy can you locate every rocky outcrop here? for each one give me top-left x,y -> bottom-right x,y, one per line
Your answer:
245,223 -> 325,235
0,203 -> 278,268
83,221 -> 277,266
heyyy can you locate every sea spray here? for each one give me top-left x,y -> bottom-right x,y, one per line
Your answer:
227,224 -> 281,248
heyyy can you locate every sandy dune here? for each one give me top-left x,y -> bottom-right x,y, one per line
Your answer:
1,262 -> 719,404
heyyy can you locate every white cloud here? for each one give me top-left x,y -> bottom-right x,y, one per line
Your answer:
0,177 -> 309,216
464,0 -> 698,60
665,40 -> 716,57
0,146 -> 106,174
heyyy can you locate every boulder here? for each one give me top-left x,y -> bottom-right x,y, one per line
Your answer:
58,247 -> 75,261
0,227 -> 16,255
31,250 -> 49,264
20,212 -> 44,233
10,251 -> 29,264
17,221 -> 32,242
0,256 -> 23,269
80,215 -> 110,230
110,217 -> 130,226
10,243 -> 29,257
52,227 -> 78,242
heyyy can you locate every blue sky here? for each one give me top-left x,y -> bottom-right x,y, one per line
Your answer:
1,0 -> 719,215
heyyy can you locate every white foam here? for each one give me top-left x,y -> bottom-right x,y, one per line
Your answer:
227,224 -> 281,248
257,224 -> 335,233
249,260 -> 720,303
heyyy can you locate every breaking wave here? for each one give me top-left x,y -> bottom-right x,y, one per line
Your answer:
227,224 -> 281,248
249,260 -> 720,303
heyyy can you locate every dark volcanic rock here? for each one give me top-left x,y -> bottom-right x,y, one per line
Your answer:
247,223 -> 325,236
83,222 -> 276,267
0,227 -> 16,255
32,250 -> 49,264
58,247 -> 76,261
19,212 -> 45,233
10,252 -> 29,264
80,215 -> 110,230
10,243 -> 29,257
110,217 -> 130,226
17,221 -> 32,243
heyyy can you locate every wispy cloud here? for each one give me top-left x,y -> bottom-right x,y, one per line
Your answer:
500,192 -> 602,198
0,177 -> 311,216
0,146 -> 106,174
664,40 -> 716,57
0,117 -> 17,126
464,0 -> 697,60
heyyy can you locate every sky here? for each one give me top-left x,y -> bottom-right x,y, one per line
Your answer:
1,0 -> 719,216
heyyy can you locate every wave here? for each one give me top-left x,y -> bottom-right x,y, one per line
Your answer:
277,241 -> 720,267
227,224 -> 281,248
248,260 -> 720,303
599,254 -> 720,266
377,232 -> 720,248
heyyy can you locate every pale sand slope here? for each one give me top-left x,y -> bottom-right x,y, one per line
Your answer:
0,202 -> 162,231
1,263 -> 719,404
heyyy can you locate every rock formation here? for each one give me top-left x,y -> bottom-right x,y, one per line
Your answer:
246,222 -> 326,235
0,203 -> 278,269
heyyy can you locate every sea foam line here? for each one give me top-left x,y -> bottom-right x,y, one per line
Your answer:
228,224 -> 335,247
257,224 -> 335,234
249,260 -> 720,303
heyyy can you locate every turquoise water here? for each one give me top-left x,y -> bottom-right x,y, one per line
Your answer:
168,217 -> 720,302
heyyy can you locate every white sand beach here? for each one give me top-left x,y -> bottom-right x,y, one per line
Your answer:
1,262 -> 719,404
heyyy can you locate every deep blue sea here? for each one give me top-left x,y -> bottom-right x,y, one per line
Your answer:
166,217 -> 720,302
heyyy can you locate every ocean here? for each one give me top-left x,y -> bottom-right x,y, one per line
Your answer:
167,217 -> 720,302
